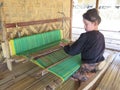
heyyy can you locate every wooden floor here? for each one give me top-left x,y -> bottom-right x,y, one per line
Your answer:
0,50 -> 120,90
94,52 -> 120,90
0,58 -> 79,90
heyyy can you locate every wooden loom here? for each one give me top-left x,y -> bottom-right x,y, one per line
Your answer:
1,23 -> 82,90
0,0 -> 81,89
1,1 -> 74,86
1,16 -> 115,90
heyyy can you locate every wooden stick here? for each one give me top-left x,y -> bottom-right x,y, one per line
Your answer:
33,46 -> 62,60
31,40 -> 72,60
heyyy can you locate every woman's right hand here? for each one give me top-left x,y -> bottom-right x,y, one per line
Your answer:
59,42 -> 68,47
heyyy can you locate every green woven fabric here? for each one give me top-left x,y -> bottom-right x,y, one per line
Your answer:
13,30 -> 61,55
31,49 -> 69,68
17,40 -> 61,56
48,54 -> 81,81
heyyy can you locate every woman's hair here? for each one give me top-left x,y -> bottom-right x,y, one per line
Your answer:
83,8 -> 101,24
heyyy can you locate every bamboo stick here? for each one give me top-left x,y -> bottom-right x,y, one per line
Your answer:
32,46 -> 62,60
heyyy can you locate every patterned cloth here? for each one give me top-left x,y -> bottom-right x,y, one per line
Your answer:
72,63 -> 99,82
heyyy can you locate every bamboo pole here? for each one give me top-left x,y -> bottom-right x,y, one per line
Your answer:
0,2 -> 12,71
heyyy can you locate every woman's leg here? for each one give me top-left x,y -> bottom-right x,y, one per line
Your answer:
72,63 -> 98,82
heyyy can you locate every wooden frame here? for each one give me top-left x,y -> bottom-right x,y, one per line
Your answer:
5,17 -> 70,28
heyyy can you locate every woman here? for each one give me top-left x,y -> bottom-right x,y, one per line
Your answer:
60,8 -> 105,81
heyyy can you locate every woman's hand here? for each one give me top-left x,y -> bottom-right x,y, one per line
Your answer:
59,42 -> 68,47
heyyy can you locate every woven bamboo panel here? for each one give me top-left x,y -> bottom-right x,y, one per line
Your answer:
6,21 -> 71,39
1,0 -> 71,40
63,20 -> 71,40
2,0 -> 70,23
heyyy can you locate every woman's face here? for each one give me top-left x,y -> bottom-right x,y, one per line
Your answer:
83,19 -> 98,32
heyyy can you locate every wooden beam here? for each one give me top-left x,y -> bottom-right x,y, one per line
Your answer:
5,17 -> 70,28
96,0 -> 99,10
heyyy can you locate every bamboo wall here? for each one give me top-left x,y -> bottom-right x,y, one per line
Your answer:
0,0 -> 72,40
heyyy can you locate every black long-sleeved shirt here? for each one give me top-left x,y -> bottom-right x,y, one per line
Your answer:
64,30 -> 105,64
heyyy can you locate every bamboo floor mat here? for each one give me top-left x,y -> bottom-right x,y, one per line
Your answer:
1,49 -> 117,90
0,62 -> 41,90
4,72 -> 79,90
95,53 -> 120,90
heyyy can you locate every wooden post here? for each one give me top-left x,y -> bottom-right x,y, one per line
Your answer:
70,0 -> 73,40
96,0 -> 99,10
0,2 -> 12,71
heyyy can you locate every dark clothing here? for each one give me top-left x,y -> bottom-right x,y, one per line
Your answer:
64,30 -> 105,64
